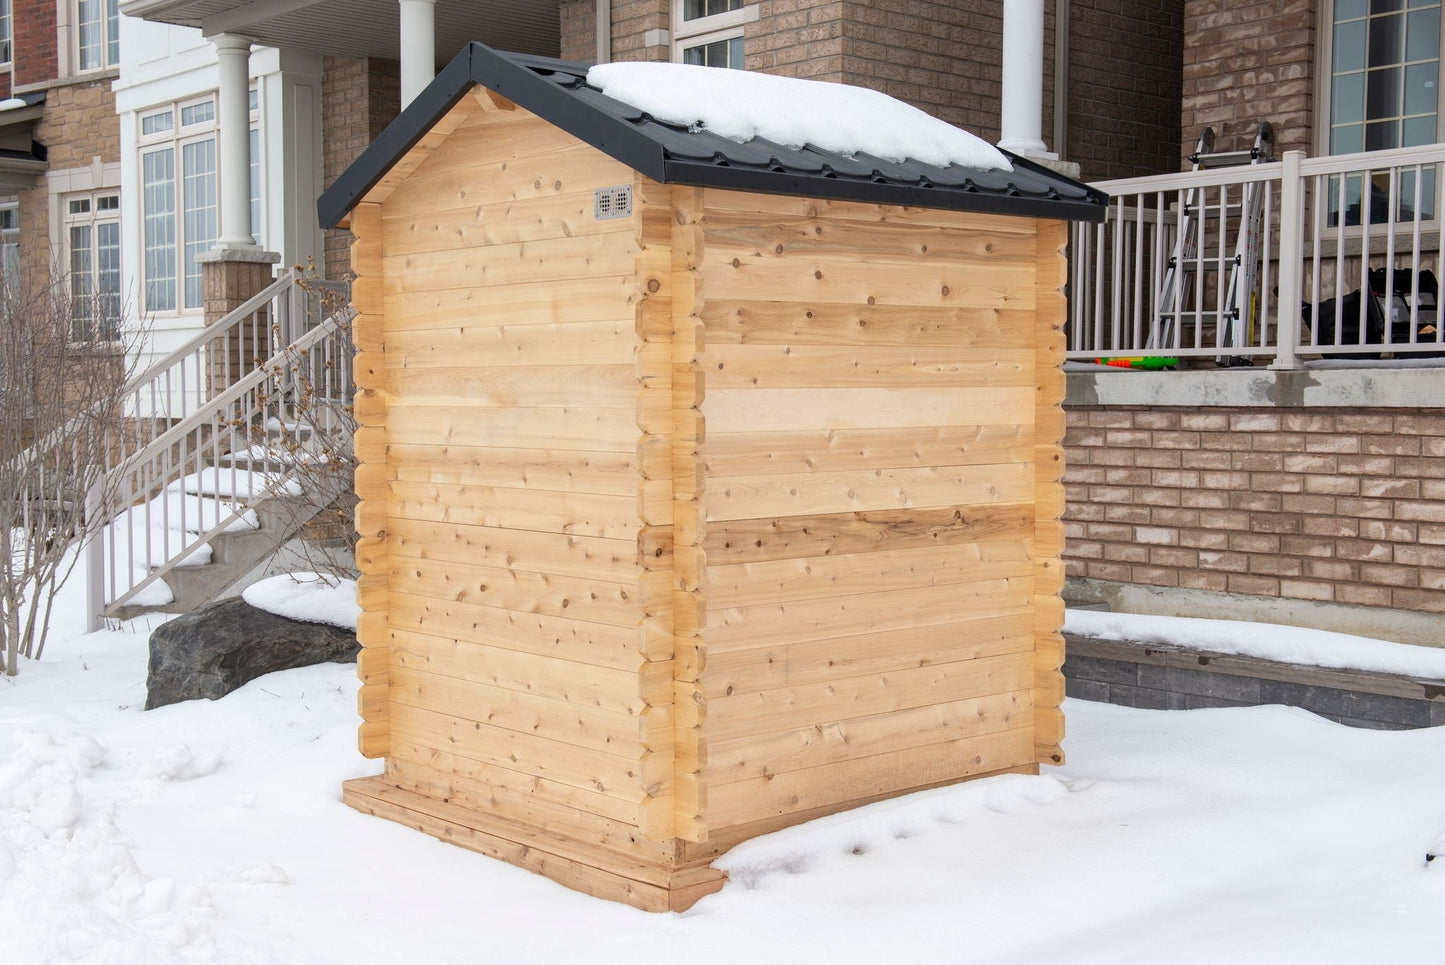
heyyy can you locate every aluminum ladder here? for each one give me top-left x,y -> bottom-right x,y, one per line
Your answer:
1151,122 -> 1274,366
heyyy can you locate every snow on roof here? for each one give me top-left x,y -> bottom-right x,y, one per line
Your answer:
586,62 -> 1012,173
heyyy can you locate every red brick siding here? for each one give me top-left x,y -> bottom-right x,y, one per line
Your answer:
1067,0 -> 1184,179
1064,406 -> 1445,613
1182,0 -> 1316,162
13,0 -> 56,88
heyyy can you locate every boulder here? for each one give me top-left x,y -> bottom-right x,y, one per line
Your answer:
146,597 -> 359,710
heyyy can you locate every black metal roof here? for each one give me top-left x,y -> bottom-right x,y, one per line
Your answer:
318,43 -> 1107,229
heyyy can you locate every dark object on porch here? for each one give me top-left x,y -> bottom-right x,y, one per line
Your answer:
146,597 -> 358,710
1300,269 -> 1441,359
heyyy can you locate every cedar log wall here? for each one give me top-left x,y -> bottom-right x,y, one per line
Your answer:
1063,407 -> 1445,614
346,91 -> 1068,905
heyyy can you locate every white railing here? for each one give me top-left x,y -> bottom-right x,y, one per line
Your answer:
82,270 -> 353,617
1070,142 -> 1445,367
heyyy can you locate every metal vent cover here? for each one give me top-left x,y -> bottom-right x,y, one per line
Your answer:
594,184 -> 632,220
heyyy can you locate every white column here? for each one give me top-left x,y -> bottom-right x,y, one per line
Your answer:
399,0 -> 438,108
212,33 -> 256,249
998,0 -> 1049,157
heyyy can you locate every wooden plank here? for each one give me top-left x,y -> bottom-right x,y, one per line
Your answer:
387,363 -> 638,408
705,650 -> 1033,742
388,593 -> 643,671
702,610 -> 1036,698
702,503 -> 1032,564
706,579 -> 1034,651
705,539 -> 1033,608
384,518 -> 641,583
383,319 -> 635,369
705,727 -> 1035,828
701,211 -> 1038,264
700,256 -> 1034,309
702,301 -> 1034,348
387,665 -> 644,756
390,480 -> 641,539
385,405 -> 639,453
702,344 -> 1035,388
706,689 -> 1033,783
387,557 -> 647,627
702,424 -> 1031,476
701,188 -> 1038,233
384,749 -> 655,843
705,463 -> 1035,521
382,275 -> 638,332
361,95 -> 481,205
382,142 -> 636,218
704,387 -> 1034,433
388,626 -> 657,718
384,446 -> 640,496
389,702 -> 646,800
395,115 -> 582,186
382,230 -> 638,294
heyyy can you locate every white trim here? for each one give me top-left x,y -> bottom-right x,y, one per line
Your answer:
670,0 -> 756,64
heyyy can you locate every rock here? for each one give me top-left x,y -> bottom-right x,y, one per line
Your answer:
146,597 -> 358,710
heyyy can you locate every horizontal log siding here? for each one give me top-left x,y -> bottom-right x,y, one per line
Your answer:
694,190 -> 1052,833
370,98 -> 664,843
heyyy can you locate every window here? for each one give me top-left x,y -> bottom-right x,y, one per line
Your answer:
673,0 -> 751,68
0,202 -> 18,297
76,0 -> 121,71
0,0 -> 13,64
65,192 -> 121,340
1324,0 -> 1441,223
138,92 -> 260,314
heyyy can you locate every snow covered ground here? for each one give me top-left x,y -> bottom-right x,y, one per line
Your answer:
3,582 -> 1444,963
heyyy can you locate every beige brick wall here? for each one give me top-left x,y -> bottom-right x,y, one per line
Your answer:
1182,0 -> 1316,161
611,0 -> 671,62
747,0 -> 844,82
321,56 -> 400,279
560,0 -> 597,62
1064,405 -> 1445,614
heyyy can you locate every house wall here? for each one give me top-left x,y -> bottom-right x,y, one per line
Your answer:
561,1 -> 1182,180
1064,404 -> 1445,620
688,189 -> 1065,835
1181,0 -> 1317,161
320,55 -> 399,280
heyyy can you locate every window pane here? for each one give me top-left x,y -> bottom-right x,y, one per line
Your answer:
78,0 -> 101,70
97,220 -> 121,338
70,224 -> 93,339
1366,66 -> 1401,118
1370,0 -> 1403,12
107,0 -> 119,66
683,0 -> 742,21
143,148 -> 176,313
181,100 -> 215,126
1405,8 -> 1440,61
1339,0 -> 1369,16
1403,62 -> 1438,115
729,35 -> 744,68
142,111 -> 173,135
1368,12 -> 1404,66
1331,123 -> 1365,154
1402,114 -> 1437,145
182,139 -> 217,310
684,36 -> 741,68
0,0 -> 12,64
249,127 -> 261,245
1365,117 -> 1400,149
1332,73 -> 1366,124
1335,18 -> 1367,72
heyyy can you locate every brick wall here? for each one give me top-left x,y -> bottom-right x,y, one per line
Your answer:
1182,0 -> 1316,161
1064,406 -> 1445,615
560,0 -> 596,62
320,56 -> 399,279
13,0 -> 57,88
745,0 -> 843,81
1067,1 -> 1184,179
611,0 -> 670,62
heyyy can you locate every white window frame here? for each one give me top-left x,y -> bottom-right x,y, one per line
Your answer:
63,189 -> 122,342
136,90 -> 261,316
0,200 -> 18,297
73,0 -> 121,74
671,0 -> 756,67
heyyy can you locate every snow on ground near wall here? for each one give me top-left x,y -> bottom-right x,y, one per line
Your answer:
3,585 -> 1444,964
170,467 -> 302,500
1066,607 -> 1445,680
586,62 -> 1012,171
242,573 -> 359,630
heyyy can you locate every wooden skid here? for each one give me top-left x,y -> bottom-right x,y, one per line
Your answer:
342,778 -> 726,913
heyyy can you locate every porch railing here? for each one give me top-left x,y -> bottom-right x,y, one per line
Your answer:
1069,142 -> 1445,367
